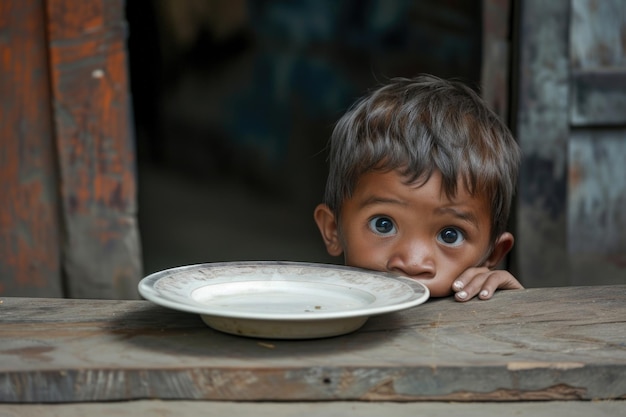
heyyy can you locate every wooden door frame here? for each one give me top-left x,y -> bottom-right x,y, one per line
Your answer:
1,0 -> 141,298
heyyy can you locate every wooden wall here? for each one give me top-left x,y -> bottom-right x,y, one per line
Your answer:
0,0 -> 63,296
511,0 -> 626,286
567,0 -> 626,285
2,0 -> 624,297
0,0 -> 141,298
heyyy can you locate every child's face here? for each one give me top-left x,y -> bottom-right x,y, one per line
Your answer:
315,169 -> 498,297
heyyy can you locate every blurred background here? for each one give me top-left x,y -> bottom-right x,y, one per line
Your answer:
125,0 -> 483,274
2,0 -> 625,298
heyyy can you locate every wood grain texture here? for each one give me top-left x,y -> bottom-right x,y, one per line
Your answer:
499,0 -> 626,288
568,129 -> 626,285
0,0 -> 63,296
1,285 -> 624,403
569,130 -> 626,254
481,0 -> 511,121
45,0 -> 142,298
566,0 -> 626,284
571,70 -> 626,126
570,0 -> 626,125
513,0 -> 570,287
570,0 -> 626,69
1,400 -> 625,417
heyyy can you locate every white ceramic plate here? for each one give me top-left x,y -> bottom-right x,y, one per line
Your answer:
138,261 -> 429,339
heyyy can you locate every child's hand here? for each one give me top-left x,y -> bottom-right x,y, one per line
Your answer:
451,267 -> 523,302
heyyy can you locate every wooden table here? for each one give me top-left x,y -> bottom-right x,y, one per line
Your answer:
1,285 -> 625,415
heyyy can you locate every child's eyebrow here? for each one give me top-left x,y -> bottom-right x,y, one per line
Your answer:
358,196 -> 408,208
435,207 -> 479,227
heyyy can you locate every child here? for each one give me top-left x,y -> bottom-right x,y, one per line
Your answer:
314,74 -> 523,301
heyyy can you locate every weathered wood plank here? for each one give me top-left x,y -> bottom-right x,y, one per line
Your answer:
1,286 -> 624,402
0,0 -> 63,296
481,0 -> 511,121
568,129 -> 626,254
566,0 -> 626,286
481,0 -> 513,272
570,70 -> 626,126
1,399 -> 625,417
512,0 -> 570,287
569,0 -> 626,125
568,129 -> 626,285
45,0 -> 142,298
570,0 -> 626,69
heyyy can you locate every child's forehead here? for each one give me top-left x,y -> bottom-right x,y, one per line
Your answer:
354,168 -> 490,206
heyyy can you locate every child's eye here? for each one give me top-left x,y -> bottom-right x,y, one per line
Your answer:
368,216 -> 397,235
437,227 -> 465,246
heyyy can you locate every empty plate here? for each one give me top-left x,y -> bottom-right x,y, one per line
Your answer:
138,261 -> 429,339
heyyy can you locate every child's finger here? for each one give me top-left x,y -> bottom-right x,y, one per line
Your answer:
476,272 -> 523,300
452,267 -> 488,292
452,268 -> 490,299
454,269 -> 505,301
453,280 -> 485,301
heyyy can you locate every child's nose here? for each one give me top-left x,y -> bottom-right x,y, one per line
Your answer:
386,238 -> 436,278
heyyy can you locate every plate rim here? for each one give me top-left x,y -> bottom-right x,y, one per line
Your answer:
138,261 -> 430,321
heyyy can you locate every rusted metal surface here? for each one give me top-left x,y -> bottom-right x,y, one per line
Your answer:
1,285 -> 625,402
45,0 -> 142,298
0,0 -> 63,296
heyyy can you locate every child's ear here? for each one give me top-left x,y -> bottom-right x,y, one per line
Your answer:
484,232 -> 515,269
313,204 -> 344,257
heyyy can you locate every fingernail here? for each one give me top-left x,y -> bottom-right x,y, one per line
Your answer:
453,281 -> 464,290
480,290 -> 489,298
457,291 -> 467,300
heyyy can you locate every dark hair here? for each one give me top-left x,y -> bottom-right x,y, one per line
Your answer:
323,74 -> 521,242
